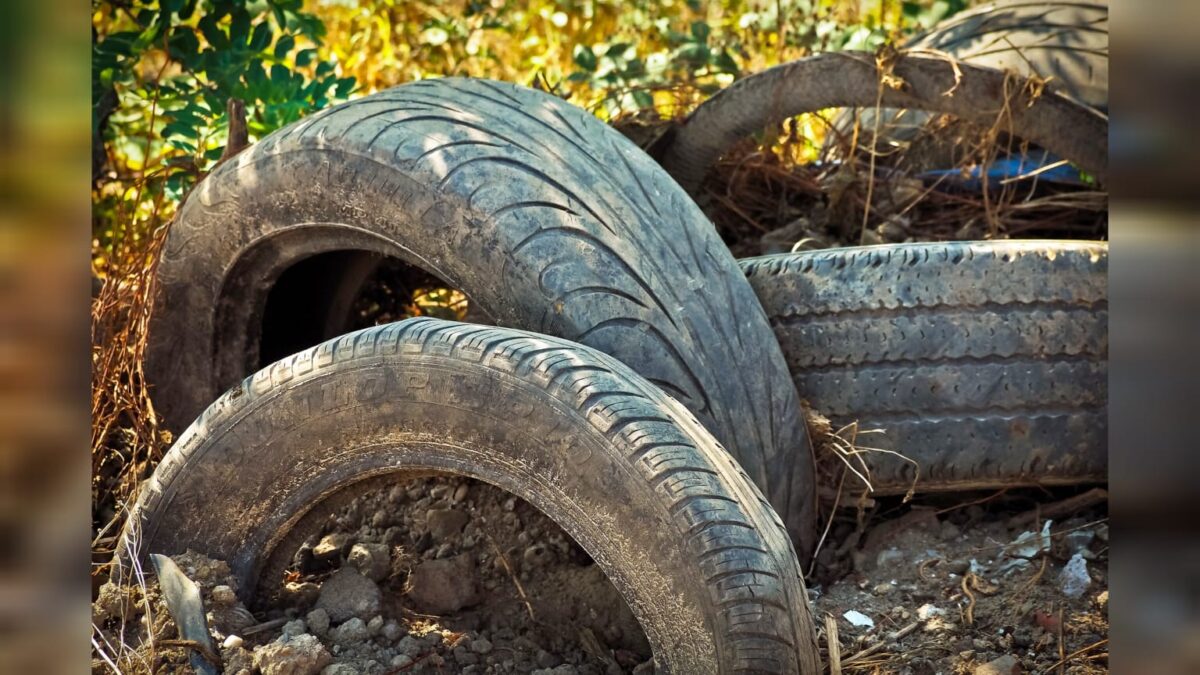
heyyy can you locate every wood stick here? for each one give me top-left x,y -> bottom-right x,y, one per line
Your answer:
825,614 -> 842,675
842,619 -> 923,665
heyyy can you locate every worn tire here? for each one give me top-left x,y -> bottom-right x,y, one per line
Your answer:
125,318 -> 820,674
147,78 -> 817,554
829,1 -> 1109,160
740,241 -> 1107,494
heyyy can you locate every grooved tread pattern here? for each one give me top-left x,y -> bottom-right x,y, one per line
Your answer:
150,78 -> 815,550
127,318 -> 820,673
739,241 -> 1108,493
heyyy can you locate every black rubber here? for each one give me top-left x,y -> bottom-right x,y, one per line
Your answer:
829,1 -> 1108,157
146,78 -> 817,555
907,1 -> 1108,110
739,241 -> 1107,494
125,318 -> 820,674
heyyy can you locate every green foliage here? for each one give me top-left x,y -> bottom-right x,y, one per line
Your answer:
92,0 -> 966,267
92,0 -> 356,261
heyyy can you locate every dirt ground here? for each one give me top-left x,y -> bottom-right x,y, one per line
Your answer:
93,470 -> 1107,675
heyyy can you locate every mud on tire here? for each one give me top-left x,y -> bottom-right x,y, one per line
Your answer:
147,78 -> 817,554
126,318 -> 820,674
740,241 -> 1107,494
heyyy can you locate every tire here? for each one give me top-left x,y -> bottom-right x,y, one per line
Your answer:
659,52 -> 1107,195
125,318 -> 820,674
907,1 -> 1108,111
147,78 -> 817,555
739,241 -> 1107,494
827,1 -> 1108,163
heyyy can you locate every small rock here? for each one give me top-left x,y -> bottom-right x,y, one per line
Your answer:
427,508 -> 470,539
282,582 -> 321,608
223,634 -> 244,650
843,610 -> 874,629
319,664 -> 357,675
535,649 -> 561,669
397,635 -> 423,657
281,619 -> 307,639
503,497 -> 517,511
407,553 -> 480,614
252,634 -> 332,675
1059,552 -> 1091,598
974,654 -> 1021,675
313,533 -> 352,562
305,609 -> 330,637
211,585 -> 238,607
391,654 -> 414,668
381,620 -> 402,642
917,604 -> 945,620
223,645 -> 255,674
367,615 -> 384,636
453,484 -> 470,503
470,637 -> 493,654
330,617 -> 370,645
348,542 -> 391,582
872,582 -> 894,595
315,568 -> 382,622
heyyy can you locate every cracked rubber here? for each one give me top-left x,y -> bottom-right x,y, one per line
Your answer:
740,241 -> 1107,494
125,318 -> 820,674
146,78 -> 817,555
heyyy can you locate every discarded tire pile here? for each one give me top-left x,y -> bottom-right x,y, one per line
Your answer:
108,14 -> 1107,671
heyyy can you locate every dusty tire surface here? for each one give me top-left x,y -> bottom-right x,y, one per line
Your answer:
147,78 -> 817,554
740,241 -> 1107,494
126,318 -> 820,674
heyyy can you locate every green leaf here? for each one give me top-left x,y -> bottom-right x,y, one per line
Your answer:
711,50 -> 739,74
632,90 -> 654,108
566,71 -> 590,83
572,44 -> 596,71
274,35 -> 295,58
690,21 -> 711,43
605,42 -> 631,57
230,8 -> 251,46
167,30 -> 201,65
295,48 -> 317,67
250,22 -> 273,51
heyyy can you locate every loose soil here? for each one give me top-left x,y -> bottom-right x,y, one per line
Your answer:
93,471 -> 1107,674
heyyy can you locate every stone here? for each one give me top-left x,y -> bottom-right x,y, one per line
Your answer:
381,620 -> 403,642
453,484 -> 470,503
281,619 -> 307,639
407,553 -> 480,614
282,582 -> 321,608
315,568 -> 382,623
470,637 -> 493,654
319,664 -> 358,675
397,635 -> 423,657
222,634 -> 244,650
329,617 -> 370,645
391,654 -> 414,668
348,542 -> 391,582
367,615 -> 384,636
1059,553 -> 1091,599
427,509 -> 470,539
305,609 -> 331,637
523,544 -> 555,568
974,654 -> 1021,675
252,634 -> 332,675
211,584 -> 238,607
313,533 -> 352,562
